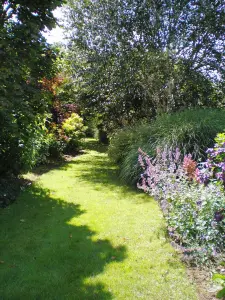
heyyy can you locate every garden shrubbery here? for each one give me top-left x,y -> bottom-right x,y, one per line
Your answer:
109,108 -> 225,184
0,110 -> 87,207
0,110 -> 87,176
62,113 -> 87,153
47,110 -> 87,158
109,108 -> 225,266
0,115 -> 50,176
138,144 -> 225,265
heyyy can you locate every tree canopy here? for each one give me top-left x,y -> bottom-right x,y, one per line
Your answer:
0,0 -> 64,175
65,0 -> 225,130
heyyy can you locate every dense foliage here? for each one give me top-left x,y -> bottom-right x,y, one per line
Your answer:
108,108 -> 225,184
138,144 -> 225,265
42,74 -> 83,158
65,0 -> 225,131
197,133 -> 225,186
0,0 -> 65,175
62,113 -> 87,152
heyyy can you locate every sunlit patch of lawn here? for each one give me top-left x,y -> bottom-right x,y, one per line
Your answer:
0,139 -> 197,299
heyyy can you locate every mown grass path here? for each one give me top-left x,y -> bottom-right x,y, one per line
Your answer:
0,140 -> 197,299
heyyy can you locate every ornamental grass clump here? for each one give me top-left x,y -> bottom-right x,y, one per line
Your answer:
138,147 -> 225,265
109,108 -> 225,184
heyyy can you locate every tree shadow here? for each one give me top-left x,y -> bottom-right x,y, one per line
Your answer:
0,185 -> 126,299
63,153 -> 147,201
82,139 -> 108,154
30,139 -> 150,203
30,160 -> 67,176
31,139 -> 106,177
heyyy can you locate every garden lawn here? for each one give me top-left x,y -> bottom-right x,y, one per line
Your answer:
0,139 -> 197,299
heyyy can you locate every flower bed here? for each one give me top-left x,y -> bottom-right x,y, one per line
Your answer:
137,134 -> 225,266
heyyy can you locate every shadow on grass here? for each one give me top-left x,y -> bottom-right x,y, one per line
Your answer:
0,185 -> 126,299
82,139 -> 108,154
64,143 -> 146,200
34,139 -> 151,203
31,139 -> 107,177
31,139 -> 150,202
31,159 -> 67,176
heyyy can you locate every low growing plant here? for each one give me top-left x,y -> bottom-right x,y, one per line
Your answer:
137,147 -> 225,265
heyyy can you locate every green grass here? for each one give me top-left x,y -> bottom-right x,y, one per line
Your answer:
0,139 -> 197,299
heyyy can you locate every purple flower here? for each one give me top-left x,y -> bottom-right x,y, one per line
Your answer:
214,210 -> 224,222
206,148 -> 214,154
138,154 -> 145,169
216,172 -> 223,179
175,148 -> 181,161
196,200 -> 202,207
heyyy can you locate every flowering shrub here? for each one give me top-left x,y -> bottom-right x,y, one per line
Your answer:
196,132 -> 225,186
207,133 -> 225,184
195,162 -> 212,185
167,183 -> 225,264
138,147 -> 225,264
138,147 -> 187,202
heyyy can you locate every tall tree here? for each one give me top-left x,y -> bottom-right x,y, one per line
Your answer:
65,0 -> 225,130
0,0 -> 64,175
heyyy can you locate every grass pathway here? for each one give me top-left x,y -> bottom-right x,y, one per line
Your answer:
0,140 -> 197,299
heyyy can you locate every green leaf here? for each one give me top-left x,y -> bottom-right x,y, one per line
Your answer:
213,274 -> 225,281
216,287 -> 225,299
